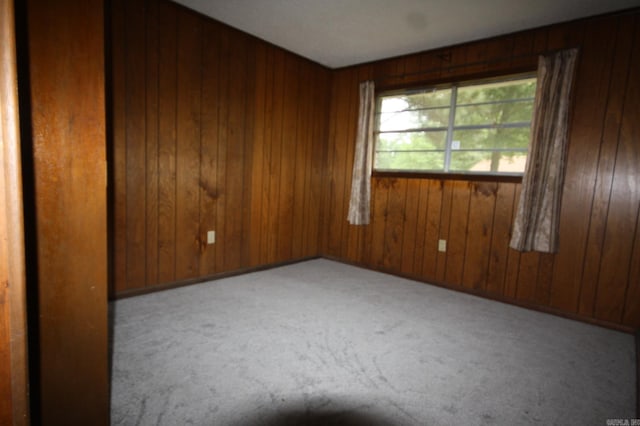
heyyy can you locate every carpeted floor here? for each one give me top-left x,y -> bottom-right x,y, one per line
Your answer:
110,259 -> 636,425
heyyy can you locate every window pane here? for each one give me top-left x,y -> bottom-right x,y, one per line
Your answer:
450,151 -> 527,173
373,75 -> 535,175
378,107 -> 450,131
377,131 -> 448,151
456,78 -> 536,105
454,100 -> 533,126
496,153 -> 527,173
375,151 -> 445,171
378,89 -> 452,131
449,151 -> 493,172
399,89 -> 452,109
452,127 -> 531,150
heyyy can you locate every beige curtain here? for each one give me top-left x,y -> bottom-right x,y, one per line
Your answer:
347,80 -> 375,225
510,48 -> 578,253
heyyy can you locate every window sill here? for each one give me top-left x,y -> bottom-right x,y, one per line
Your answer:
372,170 -> 523,183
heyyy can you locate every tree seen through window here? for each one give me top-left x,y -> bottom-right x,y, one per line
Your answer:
374,75 -> 536,175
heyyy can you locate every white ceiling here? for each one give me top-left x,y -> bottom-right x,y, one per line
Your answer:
172,0 -> 640,68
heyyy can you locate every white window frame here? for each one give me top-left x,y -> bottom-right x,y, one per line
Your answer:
373,73 -> 537,177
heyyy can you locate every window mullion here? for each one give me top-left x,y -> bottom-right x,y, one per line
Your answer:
444,86 -> 458,172
372,94 -> 384,169
373,73 -> 536,176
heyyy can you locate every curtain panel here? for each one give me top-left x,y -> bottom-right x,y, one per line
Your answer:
510,48 -> 579,253
347,81 -> 375,225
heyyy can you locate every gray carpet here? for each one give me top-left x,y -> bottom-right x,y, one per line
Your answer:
110,259 -> 636,425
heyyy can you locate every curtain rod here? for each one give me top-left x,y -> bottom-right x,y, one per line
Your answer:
375,46 -> 580,83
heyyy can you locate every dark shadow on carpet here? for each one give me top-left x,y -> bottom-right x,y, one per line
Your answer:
240,407 -> 403,426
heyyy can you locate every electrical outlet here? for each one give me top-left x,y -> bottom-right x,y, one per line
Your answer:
438,239 -> 447,252
207,230 -> 216,244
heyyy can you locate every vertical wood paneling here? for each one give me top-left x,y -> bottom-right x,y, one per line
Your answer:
198,22 -> 220,277
307,66 -> 330,257
0,186 -> 13,422
241,41 -> 257,268
593,16 -> 640,324
444,182 -> 471,286
579,16 -> 635,317
503,185 -> 522,299
212,26 -> 229,273
435,181 -> 453,282
462,182 -> 498,291
516,252 -> 540,303
300,63 -> 317,257
547,19 -> 601,314
267,49 -> 285,264
219,31 -> 236,269
124,0 -> 147,290
623,208 -> 640,326
485,183 -> 517,296
410,180 -> 429,276
510,30 -> 538,70
174,11 -> 202,280
370,178 -> 390,268
324,69 -> 353,257
323,70 -> 340,258
292,61 -> 309,260
338,69 -> 361,261
277,55 -> 299,262
0,0 -> 28,421
535,254 -> 554,306
258,46 -> 275,266
620,22 -> 640,320
112,0 -> 331,294
422,180 -> 442,280
400,180 -> 422,276
324,11 -> 640,329
113,1 -> 639,329
111,0 -> 127,293
224,31 -> 248,271
28,0 -> 109,422
156,0 -> 178,285
382,179 -> 407,272
145,0 -> 159,286
249,43 -> 267,267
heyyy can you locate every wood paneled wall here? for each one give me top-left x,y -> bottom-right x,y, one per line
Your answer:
1,0 -> 28,423
111,0 -> 330,294
113,0 -> 638,330
26,0 -> 109,423
323,11 -> 640,330
0,0 -> 29,426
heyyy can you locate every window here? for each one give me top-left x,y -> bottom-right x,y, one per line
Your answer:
374,74 -> 537,176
